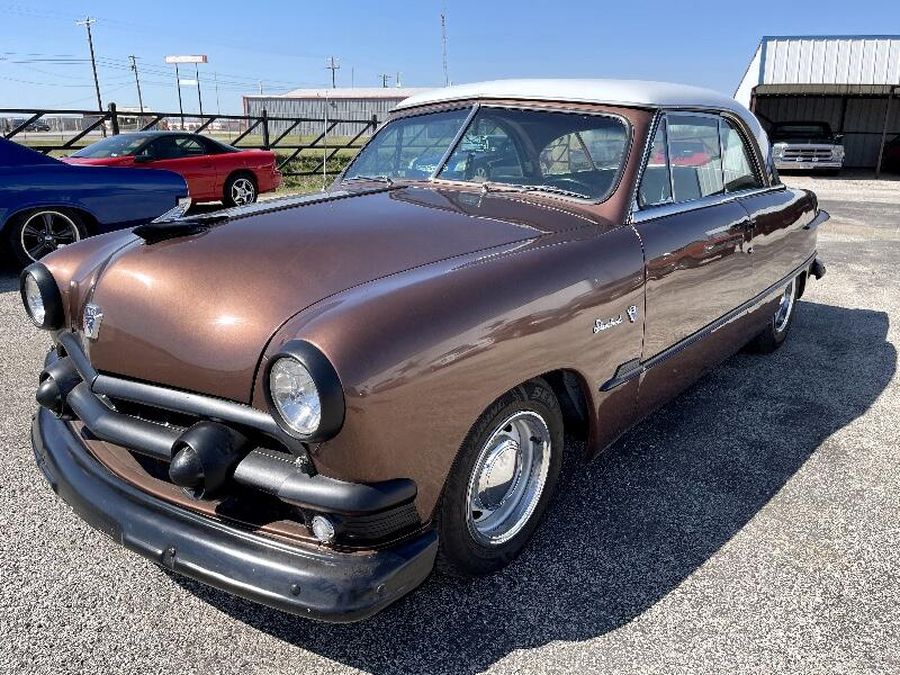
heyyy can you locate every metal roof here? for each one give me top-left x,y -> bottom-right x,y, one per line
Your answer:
735,35 -> 900,106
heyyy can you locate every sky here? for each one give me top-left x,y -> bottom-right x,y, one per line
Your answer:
1,0 -> 898,114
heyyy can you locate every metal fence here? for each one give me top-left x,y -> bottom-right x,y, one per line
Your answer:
0,103 -> 380,177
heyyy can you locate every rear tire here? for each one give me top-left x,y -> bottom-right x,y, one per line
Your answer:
223,173 -> 258,207
747,275 -> 799,354
6,208 -> 86,266
435,378 -> 564,577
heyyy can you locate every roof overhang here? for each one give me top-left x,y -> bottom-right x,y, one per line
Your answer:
754,83 -> 900,97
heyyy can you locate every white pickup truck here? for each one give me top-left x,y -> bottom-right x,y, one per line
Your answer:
770,121 -> 845,174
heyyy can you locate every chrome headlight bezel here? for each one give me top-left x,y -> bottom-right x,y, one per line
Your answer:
264,340 -> 345,442
20,263 -> 64,330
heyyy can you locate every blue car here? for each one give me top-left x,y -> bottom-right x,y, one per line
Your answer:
0,138 -> 188,265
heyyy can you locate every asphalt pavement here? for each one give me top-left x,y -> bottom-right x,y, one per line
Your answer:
1,174 -> 898,674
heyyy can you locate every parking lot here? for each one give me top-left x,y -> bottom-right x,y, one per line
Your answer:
1,174 -> 898,674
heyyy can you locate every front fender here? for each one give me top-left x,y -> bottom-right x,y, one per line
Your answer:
254,225 -> 645,520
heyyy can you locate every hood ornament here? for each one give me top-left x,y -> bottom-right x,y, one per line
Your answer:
83,303 -> 103,340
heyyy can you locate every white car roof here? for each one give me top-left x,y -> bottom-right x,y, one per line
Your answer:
395,79 -> 769,158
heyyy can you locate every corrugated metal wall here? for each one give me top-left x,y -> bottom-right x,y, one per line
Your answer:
244,96 -> 402,137
762,37 -> 900,85
755,95 -> 899,167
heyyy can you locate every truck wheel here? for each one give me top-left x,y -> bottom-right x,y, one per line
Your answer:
223,174 -> 257,207
747,275 -> 799,354
7,208 -> 85,266
435,378 -> 563,577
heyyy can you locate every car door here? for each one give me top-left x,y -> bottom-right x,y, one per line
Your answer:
732,120 -> 817,296
631,113 -> 755,416
141,135 -> 217,200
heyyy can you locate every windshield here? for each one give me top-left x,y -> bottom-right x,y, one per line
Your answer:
345,108 -> 471,180
346,106 -> 630,201
71,135 -> 148,158
771,123 -> 832,142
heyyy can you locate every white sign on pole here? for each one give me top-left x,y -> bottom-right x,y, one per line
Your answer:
165,55 -> 208,64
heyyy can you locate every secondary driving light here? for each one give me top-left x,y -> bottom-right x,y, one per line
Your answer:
20,263 -> 64,330
311,515 -> 336,544
269,357 -> 322,436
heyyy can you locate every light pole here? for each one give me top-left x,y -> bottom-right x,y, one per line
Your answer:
165,55 -> 208,129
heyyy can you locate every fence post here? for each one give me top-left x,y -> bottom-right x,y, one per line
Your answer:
261,108 -> 270,149
371,113 -> 378,133
108,102 -> 120,135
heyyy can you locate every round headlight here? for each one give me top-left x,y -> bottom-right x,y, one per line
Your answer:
265,340 -> 345,441
269,357 -> 322,436
20,264 -> 64,330
23,273 -> 46,326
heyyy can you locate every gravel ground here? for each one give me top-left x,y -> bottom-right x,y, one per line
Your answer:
1,175 -> 898,675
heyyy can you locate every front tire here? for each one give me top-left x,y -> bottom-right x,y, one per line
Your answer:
747,275 -> 799,353
435,378 -> 563,577
223,173 -> 258,207
7,208 -> 85,266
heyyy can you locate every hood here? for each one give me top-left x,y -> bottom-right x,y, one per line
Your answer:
84,186 -> 597,402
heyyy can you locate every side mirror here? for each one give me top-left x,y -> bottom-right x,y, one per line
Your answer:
833,134 -> 844,143
133,154 -> 153,164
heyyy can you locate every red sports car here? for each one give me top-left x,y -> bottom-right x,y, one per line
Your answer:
64,132 -> 281,206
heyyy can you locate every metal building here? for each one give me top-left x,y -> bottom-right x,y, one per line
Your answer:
242,87 -> 429,137
735,35 -> 900,169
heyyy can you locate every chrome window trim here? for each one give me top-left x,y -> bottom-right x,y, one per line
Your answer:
631,185 -> 784,224
630,107 -> 778,224
429,103 -> 480,179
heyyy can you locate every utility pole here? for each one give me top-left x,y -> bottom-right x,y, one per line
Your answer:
396,71 -> 401,87
440,8 -> 450,86
128,55 -> 144,114
76,17 -> 106,135
258,80 -> 263,95
214,72 -> 221,115
325,56 -> 340,88
350,67 -> 355,88
380,73 -> 392,88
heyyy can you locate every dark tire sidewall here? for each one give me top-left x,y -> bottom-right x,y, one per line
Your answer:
436,378 -> 564,577
7,208 -> 85,267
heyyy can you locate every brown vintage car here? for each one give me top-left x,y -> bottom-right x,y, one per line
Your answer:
23,79 -> 827,622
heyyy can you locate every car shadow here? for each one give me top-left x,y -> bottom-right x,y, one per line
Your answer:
166,300 -> 894,674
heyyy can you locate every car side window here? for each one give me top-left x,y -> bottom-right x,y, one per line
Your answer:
666,114 -> 724,202
720,119 -> 762,192
638,119 -> 672,208
175,137 -> 207,156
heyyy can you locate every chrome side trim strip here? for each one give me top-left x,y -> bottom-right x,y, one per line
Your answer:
631,185 -> 783,224
599,252 -> 817,391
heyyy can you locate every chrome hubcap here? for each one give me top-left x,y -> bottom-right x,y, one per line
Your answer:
230,178 -> 256,205
20,211 -> 79,261
466,410 -> 551,546
774,277 -> 797,333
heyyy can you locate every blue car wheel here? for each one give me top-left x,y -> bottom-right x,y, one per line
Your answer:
8,208 -> 85,265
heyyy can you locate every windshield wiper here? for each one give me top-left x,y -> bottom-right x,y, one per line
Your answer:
481,182 -> 591,200
346,175 -> 394,186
